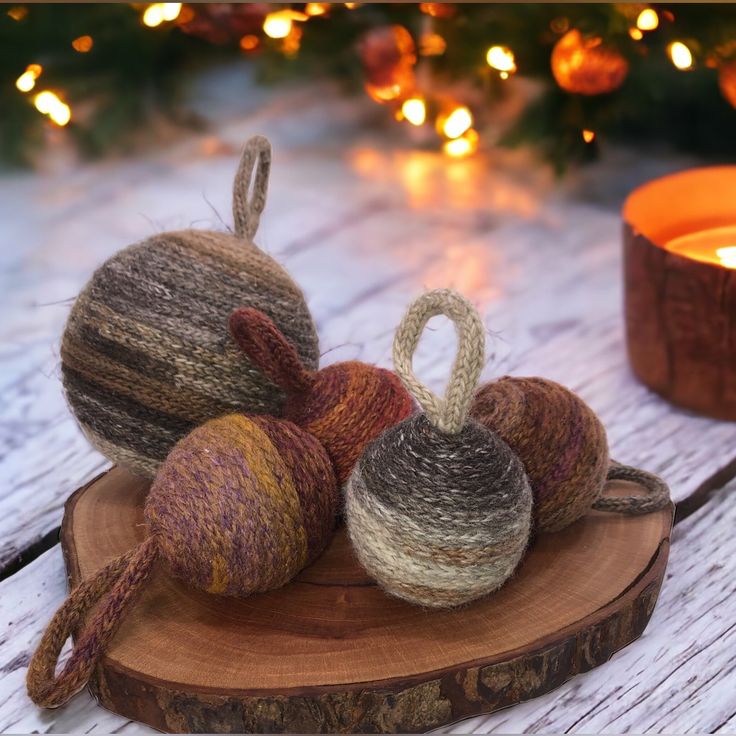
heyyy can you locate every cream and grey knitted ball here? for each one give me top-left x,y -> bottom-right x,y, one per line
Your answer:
346,289 -> 532,608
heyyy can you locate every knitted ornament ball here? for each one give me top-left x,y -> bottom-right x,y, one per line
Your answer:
61,136 -> 319,479
471,377 -> 671,533
346,289 -> 532,609
229,307 -> 414,484
27,413 -> 338,709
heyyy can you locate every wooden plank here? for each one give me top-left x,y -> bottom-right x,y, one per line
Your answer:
446,478 -> 736,734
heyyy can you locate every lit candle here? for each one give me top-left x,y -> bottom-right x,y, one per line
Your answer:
664,226 -> 736,269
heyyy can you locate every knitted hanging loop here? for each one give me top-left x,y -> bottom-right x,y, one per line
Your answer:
595,460 -> 672,514
26,537 -> 159,709
229,307 -> 316,394
229,307 -> 414,484
233,135 -> 272,241
393,288 -> 485,434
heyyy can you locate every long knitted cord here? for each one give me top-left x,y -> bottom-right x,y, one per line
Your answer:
232,135 -> 271,241
27,537 -> 159,708
393,289 -> 485,434
229,307 -> 316,394
593,460 -> 671,514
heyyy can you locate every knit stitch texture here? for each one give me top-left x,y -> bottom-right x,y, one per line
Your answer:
27,413 -> 337,709
61,136 -> 319,478
229,307 -> 414,484
346,289 -> 532,608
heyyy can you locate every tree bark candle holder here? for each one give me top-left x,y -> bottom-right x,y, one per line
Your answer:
623,166 -> 736,420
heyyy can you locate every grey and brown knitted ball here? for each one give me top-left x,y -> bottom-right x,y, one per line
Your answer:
60,136 -> 319,478
346,289 -> 532,609
471,377 -> 609,533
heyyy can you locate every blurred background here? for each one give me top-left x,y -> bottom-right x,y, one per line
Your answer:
3,2 -> 736,171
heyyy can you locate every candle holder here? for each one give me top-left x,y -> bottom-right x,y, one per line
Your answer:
623,166 -> 736,420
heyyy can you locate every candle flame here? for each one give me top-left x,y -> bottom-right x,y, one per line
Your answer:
717,246 -> 736,269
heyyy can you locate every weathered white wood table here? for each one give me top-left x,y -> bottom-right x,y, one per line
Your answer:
0,86 -> 734,734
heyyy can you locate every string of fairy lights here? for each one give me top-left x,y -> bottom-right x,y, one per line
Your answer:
8,3 -> 731,159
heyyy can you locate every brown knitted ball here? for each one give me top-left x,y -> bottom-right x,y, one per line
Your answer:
60,137 -> 319,478
470,376 -> 609,533
230,308 -> 414,484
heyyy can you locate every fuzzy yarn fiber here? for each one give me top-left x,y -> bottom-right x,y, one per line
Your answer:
27,413 -> 338,709
348,415 -> 532,608
61,136 -> 319,478
346,289 -> 532,609
230,307 -> 414,484
471,377 -> 609,533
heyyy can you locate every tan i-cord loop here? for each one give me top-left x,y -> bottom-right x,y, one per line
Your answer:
594,459 -> 672,514
232,135 -> 272,242
393,288 -> 486,434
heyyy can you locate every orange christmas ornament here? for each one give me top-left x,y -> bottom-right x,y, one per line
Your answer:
551,29 -> 629,95
718,61 -> 736,107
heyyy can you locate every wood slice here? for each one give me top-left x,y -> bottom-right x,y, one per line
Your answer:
61,467 -> 673,734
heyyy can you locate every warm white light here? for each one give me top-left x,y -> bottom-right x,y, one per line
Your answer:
401,97 -> 426,126
636,8 -> 659,31
305,3 -> 329,16
16,70 -> 36,92
443,129 -> 479,158
629,28 -> 644,41
486,45 -> 516,73
442,106 -> 473,139
34,90 -> 71,126
717,246 -> 736,268
263,10 -> 307,38
669,41 -> 693,70
582,129 -> 595,143
161,3 -> 181,21
143,4 -> 165,26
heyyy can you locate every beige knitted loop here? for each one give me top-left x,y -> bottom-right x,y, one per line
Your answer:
593,459 -> 672,515
393,289 -> 485,434
233,135 -> 272,241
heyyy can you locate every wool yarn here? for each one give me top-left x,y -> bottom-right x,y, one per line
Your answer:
470,377 -> 671,533
346,289 -> 532,609
61,136 -> 319,478
229,307 -> 414,484
27,413 -> 338,709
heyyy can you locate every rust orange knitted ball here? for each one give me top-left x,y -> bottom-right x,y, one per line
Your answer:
229,307 -> 415,484
27,413 -> 338,709
470,376 -> 609,533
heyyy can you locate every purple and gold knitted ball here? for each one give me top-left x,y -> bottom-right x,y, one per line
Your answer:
470,377 -> 609,533
145,413 -> 338,595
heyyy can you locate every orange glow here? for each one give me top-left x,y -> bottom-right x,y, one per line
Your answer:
420,32 -> 446,56
239,34 -> 260,51
582,129 -> 595,143
441,106 -> 473,139
344,2 -> 359,8
419,3 -> 454,18
636,8 -> 659,31
72,35 -> 94,52
282,24 -> 303,56
305,3 -> 329,16
666,227 -> 736,269
7,6 -> 27,21
401,97 -> 426,126
443,129 -> 479,158
629,27 -> 644,41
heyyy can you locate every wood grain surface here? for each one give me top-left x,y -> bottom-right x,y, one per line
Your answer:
1,78 -> 734,733
58,468 -> 671,733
